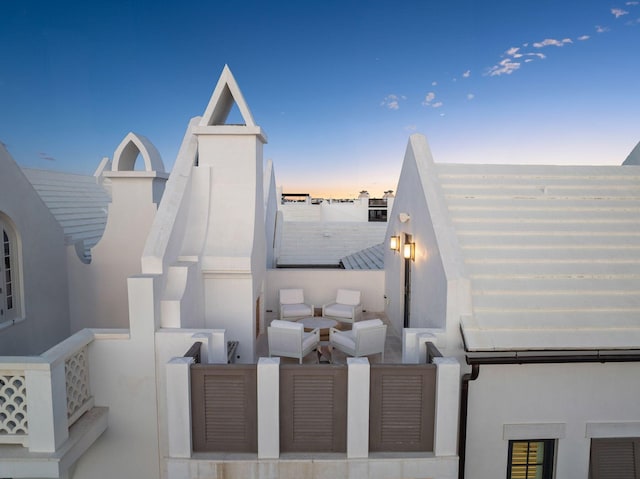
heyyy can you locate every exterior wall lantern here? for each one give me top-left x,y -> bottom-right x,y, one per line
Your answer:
403,242 -> 415,261
389,235 -> 400,252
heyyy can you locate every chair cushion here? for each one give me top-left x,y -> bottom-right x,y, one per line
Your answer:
280,289 -> 304,305
323,303 -> 353,319
270,319 -> 303,330
352,318 -> 383,332
282,303 -> 312,318
302,332 -> 318,349
336,289 -> 360,306
331,330 -> 355,349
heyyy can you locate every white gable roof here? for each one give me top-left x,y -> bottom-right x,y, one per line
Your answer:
446,163 -> 640,351
411,144 -> 640,351
21,168 -> 111,258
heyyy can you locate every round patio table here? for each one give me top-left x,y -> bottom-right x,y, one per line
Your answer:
297,317 -> 338,343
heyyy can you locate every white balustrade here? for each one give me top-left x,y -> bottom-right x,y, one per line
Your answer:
0,329 -> 95,451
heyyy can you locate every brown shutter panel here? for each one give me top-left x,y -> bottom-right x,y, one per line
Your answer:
280,365 -> 347,453
191,364 -> 257,453
590,438 -> 640,479
369,364 -> 436,452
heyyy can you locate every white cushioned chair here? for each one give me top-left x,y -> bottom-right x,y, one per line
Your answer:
268,319 -> 319,364
322,289 -> 362,323
279,288 -> 314,320
329,318 -> 387,362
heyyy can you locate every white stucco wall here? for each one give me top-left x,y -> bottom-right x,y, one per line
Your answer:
264,159 -> 278,268
466,362 -> 640,479
196,130 -> 267,363
73,276 -> 161,479
68,175 -> 165,330
384,135 -> 452,344
0,146 -> 70,355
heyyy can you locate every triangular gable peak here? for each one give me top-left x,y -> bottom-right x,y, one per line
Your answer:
199,65 -> 256,127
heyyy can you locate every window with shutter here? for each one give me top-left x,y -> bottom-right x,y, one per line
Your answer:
590,438 -> 640,479
507,439 -> 555,479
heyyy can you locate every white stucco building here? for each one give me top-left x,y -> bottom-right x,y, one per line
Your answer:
1,65 -> 638,479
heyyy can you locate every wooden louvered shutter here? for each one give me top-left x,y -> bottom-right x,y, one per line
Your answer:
369,364 -> 436,452
590,438 -> 640,479
191,364 -> 257,452
279,365 -> 347,453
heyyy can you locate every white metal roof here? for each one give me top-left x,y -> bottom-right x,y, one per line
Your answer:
433,162 -> 640,351
340,243 -> 384,270
21,168 -> 111,259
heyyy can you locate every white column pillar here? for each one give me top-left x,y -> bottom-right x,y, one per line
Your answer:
347,357 -> 370,458
433,356 -> 461,456
25,361 -> 68,452
258,357 -> 280,458
166,357 -> 194,458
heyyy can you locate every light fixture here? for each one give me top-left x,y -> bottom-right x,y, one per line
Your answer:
403,242 -> 415,261
389,235 -> 400,252
399,213 -> 410,223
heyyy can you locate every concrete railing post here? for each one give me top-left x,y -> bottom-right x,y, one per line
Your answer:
433,356 -> 461,456
347,357 -> 370,458
258,357 -> 280,458
25,361 -> 68,452
166,357 -> 194,458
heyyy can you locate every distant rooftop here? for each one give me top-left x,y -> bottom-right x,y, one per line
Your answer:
340,243 -> 384,270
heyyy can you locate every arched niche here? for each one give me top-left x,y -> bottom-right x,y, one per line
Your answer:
111,132 -> 165,173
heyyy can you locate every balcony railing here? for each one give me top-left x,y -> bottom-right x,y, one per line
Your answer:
166,345 -> 460,461
0,329 -> 101,452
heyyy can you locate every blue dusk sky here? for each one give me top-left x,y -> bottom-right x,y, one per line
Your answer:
1,1 -> 639,198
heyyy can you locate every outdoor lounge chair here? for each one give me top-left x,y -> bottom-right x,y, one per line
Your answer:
322,288 -> 362,323
329,318 -> 387,362
279,288 -> 314,320
268,319 -> 320,364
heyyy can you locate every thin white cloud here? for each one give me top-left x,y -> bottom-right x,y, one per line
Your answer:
467,93 -> 475,100
596,25 -> 610,33
612,8 -> 629,17
486,58 -> 521,76
463,70 -> 471,78
578,34 -> 590,40
404,125 -> 417,132
626,1 -> 639,4
422,92 -> 443,109
533,38 -> 573,48
422,92 -> 436,106
381,94 -> 403,110
431,81 -> 437,86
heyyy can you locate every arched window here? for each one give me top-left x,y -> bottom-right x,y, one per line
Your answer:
0,216 -> 20,324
